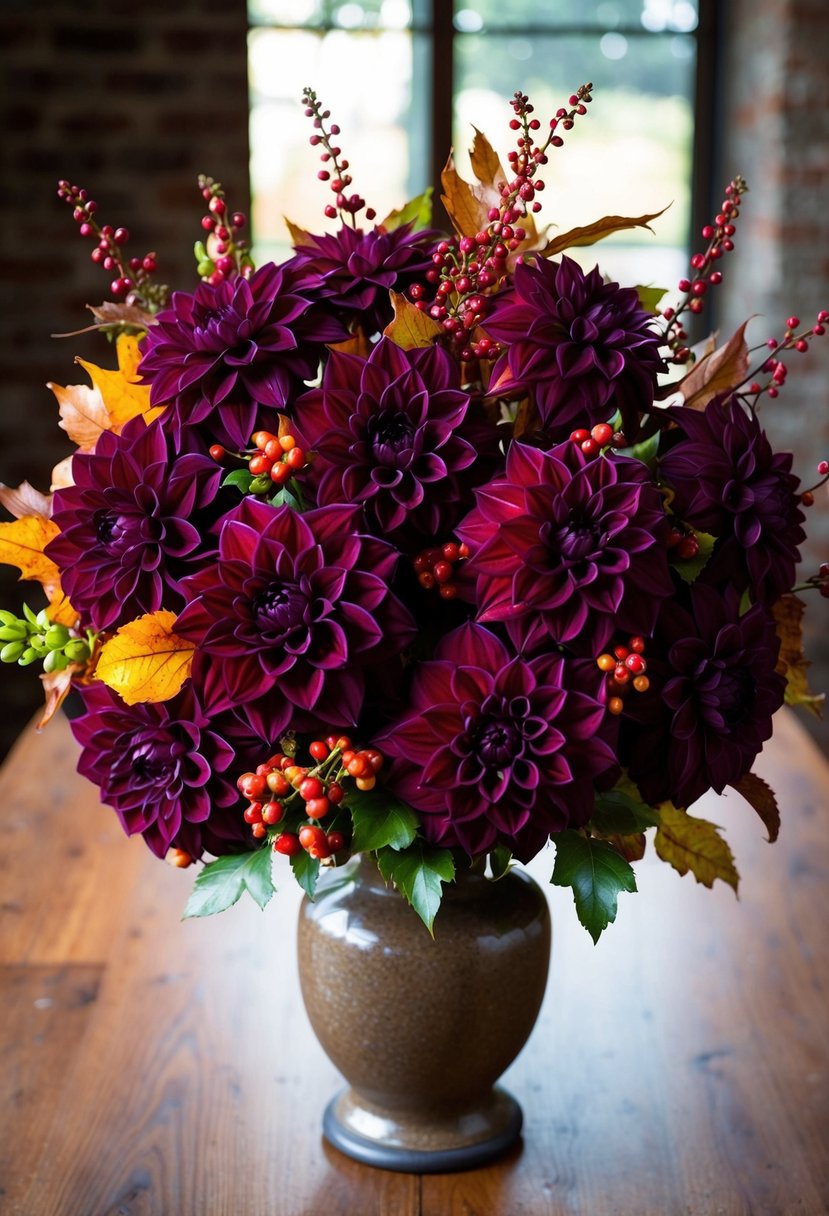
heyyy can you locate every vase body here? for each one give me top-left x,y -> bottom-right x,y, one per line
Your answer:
297,853 -> 551,1172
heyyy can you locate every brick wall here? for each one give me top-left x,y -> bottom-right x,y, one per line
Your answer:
717,0 -> 829,753
0,0 -> 250,758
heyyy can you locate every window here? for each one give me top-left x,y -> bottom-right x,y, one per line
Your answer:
248,1 -> 712,294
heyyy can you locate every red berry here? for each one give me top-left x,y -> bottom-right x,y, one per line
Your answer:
299,776 -> 324,801
237,772 -> 268,800
209,444 -> 225,462
243,803 -> 263,824
326,831 -> 346,853
273,833 -> 301,856
433,560 -> 453,584
346,755 -> 370,778
298,824 -> 325,851
590,423 -> 614,446
306,797 -> 331,819
251,822 -> 268,839
569,428 -> 590,444
266,770 -> 290,797
309,740 -> 328,762
262,801 -> 284,825
624,653 -> 646,675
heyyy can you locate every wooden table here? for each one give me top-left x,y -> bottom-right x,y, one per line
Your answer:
1,709 -> 827,1216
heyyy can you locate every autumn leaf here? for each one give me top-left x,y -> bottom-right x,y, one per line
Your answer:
49,332 -> 160,452
540,208 -> 670,258
380,187 -> 433,233
383,291 -> 443,349
606,833 -> 647,863
730,772 -> 781,843
328,326 -> 372,359
0,481 -> 52,521
50,456 -> 74,493
676,320 -> 751,410
37,664 -> 83,730
284,217 -> 317,249
48,377 -> 110,450
441,154 -> 491,239
772,593 -> 825,717
86,300 -> 156,332
654,805 -> 739,892
95,610 -> 195,704
46,588 -> 78,629
0,516 -> 62,586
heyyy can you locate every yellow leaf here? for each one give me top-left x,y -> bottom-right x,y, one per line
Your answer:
46,589 -> 78,629
730,772 -> 781,843
95,610 -> 195,704
772,593 -> 825,717
76,332 -> 158,431
676,321 -> 751,411
541,208 -> 670,258
0,516 -> 61,584
383,291 -> 443,350
655,805 -> 739,892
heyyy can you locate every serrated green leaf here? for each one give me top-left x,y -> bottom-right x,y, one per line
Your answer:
349,785 -> 419,853
183,848 -> 275,919
590,787 -> 662,837
222,469 -> 255,493
550,831 -> 637,943
671,528 -> 717,584
289,848 -> 321,899
376,841 -> 455,935
381,187 -> 434,233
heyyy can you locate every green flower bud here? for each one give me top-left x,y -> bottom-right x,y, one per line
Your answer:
43,649 -> 69,674
35,608 -> 51,631
44,624 -> 71,650
197,259 -> 215,278
63,639 -> 91,662
0,640 -> 26,663
18,647 -> 40,666
0,609 -> 20,626
0,623 -> 29,642
249,474 -> 273,494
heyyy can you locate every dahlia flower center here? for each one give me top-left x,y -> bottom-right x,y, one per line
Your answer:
95,510 -> 124,547
130,734 -> 181,784
367,410 -> 414,460
554,511 -> 600,564
474,716 -> 523,767
702,664 -> 755,727
251,583 -> 307,639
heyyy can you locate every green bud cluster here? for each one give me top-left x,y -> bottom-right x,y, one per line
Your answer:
0,605 -> 95,674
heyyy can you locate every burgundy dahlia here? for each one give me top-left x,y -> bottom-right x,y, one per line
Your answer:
174,497 -> 416,738
379,623 -> 617,859
138,262 -> 347,447
484,254 -> 664,440
625,583 -> 786,808
294,337 -> 499,544
457,440 -> 674,654
286,222 -> 437,336
45,416 -> 222,632
659,397 -> 806,605
70,682 -> 260,860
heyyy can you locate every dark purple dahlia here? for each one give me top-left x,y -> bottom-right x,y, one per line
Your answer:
659,397 -> 806,604
378,623 -> 617,859
45,415 -> 222,632
138,262 -> 348,447
457,440 -> 674,654
286,221 -> 437,336
174,497 -> 416,737
294,337 -> 499,543
625,583 -> 785,809
484,254 -> 664,441
70,682 -> 260,860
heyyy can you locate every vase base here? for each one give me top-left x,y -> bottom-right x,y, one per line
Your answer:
322,1084 -> 523,1174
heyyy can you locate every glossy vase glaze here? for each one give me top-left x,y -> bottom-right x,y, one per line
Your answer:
297,852 -> 551,1173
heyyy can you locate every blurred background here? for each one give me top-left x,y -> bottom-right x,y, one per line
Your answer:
0,0 -> 827,761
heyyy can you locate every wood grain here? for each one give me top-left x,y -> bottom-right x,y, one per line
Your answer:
0,709 -> 827,1214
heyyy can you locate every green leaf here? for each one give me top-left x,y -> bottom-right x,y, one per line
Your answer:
376,841 -> 455,935
635,284 -> 669,314
349,785 -> 419,853
222,469 -> 254,493
590,786 -> 662,837
290,848 -> 321,899
183,848 -> 275,919
489,845 -> 513,880
381,187 -> 433,233
671,527 -> 717,584
619,429 -> 661,472
549,831 -> 637,943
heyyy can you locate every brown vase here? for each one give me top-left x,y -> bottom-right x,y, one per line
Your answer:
297,852 -> 551,1173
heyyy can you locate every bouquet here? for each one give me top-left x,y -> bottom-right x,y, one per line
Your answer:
1,84 -> 826,942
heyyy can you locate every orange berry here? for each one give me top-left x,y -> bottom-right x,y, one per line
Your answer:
597,653 -> 615,672
355,774 -> 376,791
279,434 -> 297,451
633,675 -> 650,693
608,697 -> 624,715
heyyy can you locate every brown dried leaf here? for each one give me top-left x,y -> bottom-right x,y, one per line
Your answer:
655,805 -> 739,892
328,325 -> 372,359
86,300 -> 156,332
541,207 -> 670,258
607,832 -> 647,863
469,126 -> 504,190
772,593 -> 825,717
0,481 -> 52,521
284,217 -> 316,249
383,291 -> 443,349
677,320 -> 751,411
441,154 -> 492,239
730,771 -> 781,843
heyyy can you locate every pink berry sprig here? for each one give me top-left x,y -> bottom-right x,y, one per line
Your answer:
793,561 -> 829,599
661,174 -> 749,363
236,735 -> 385,861
796,457 -> 829,513
301,87 -> 376,228
420,85 -> 593,366
413,540 -> 470,599
597,636 -> 650,715
740,310 -> 829,404
195,175 -> 253,285
56,180 -> 167,310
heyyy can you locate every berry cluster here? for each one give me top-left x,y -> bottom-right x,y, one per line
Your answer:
301,88 -> 375,226
414,86 -> 593,365
745,310 -> 829,403
57,181 -> 167,309
209,428 -> 308,499
568,421 -> 621,457
666,523 -> 701,562
194,176 -> 252,285
236,736 -> 385,862
662,175 -> 748,362
413,541 -> 470,598
596,636 -> 649,715
0,604 -> 94,674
